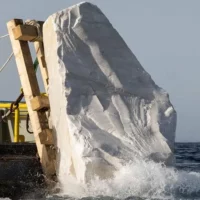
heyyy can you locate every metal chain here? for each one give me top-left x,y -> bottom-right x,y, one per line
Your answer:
10,92 -> 24,112
0,92 -> 24,123
0,110 -> 11,123
26,114 -> 33,134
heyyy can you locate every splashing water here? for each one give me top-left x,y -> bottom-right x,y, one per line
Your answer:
54,159 -> 200,200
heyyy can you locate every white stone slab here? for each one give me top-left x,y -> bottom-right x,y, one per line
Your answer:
43,2 -> 176,184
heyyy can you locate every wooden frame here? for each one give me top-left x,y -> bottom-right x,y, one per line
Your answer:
7,19 -> 55,180
12,23 -> 43,42
31,96 -> 50,111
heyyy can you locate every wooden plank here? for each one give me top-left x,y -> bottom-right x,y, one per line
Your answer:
34,31 -> 52,133
34,41 -> 49,92
38,129 -> 53,144
31,95 -> 50,111
7,19 -> 55,178
12,24 -> 42,41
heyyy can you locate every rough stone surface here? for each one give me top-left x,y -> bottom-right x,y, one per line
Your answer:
43,2 -> 176,183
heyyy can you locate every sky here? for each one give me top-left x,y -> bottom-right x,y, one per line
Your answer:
0,0 -> 200,142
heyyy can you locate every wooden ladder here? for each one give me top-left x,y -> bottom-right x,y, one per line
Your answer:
7,19 -> 56,180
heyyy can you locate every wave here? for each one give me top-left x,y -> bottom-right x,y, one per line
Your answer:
52,159 -> 200,200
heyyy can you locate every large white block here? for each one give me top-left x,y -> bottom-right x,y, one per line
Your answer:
43,2 -> 176,183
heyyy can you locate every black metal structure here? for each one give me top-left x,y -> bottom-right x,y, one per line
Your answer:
0,143 -> 45,199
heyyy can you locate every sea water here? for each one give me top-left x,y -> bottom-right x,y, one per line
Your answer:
42,143 -> 200,200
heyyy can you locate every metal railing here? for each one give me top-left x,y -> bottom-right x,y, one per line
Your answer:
0,102 -> 27,142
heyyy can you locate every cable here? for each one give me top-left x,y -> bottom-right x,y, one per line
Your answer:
0,52 -> 13,73
0,34 -> 9,39
26,114 -> 33,134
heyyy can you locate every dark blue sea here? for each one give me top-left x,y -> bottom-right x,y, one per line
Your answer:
19,143 -> 200,200
175,143 -> 200,173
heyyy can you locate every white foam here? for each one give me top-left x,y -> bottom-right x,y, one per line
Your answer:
57,160 -> 200,199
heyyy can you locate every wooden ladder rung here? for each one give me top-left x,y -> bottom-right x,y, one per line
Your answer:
39,129 -> 53,145
12,23 -> 43,42
31,95 -> 50,111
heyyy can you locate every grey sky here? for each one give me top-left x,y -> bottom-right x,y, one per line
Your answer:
0,0 -> 199,142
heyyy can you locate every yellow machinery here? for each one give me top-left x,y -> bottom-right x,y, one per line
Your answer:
0,101 -> 35,143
